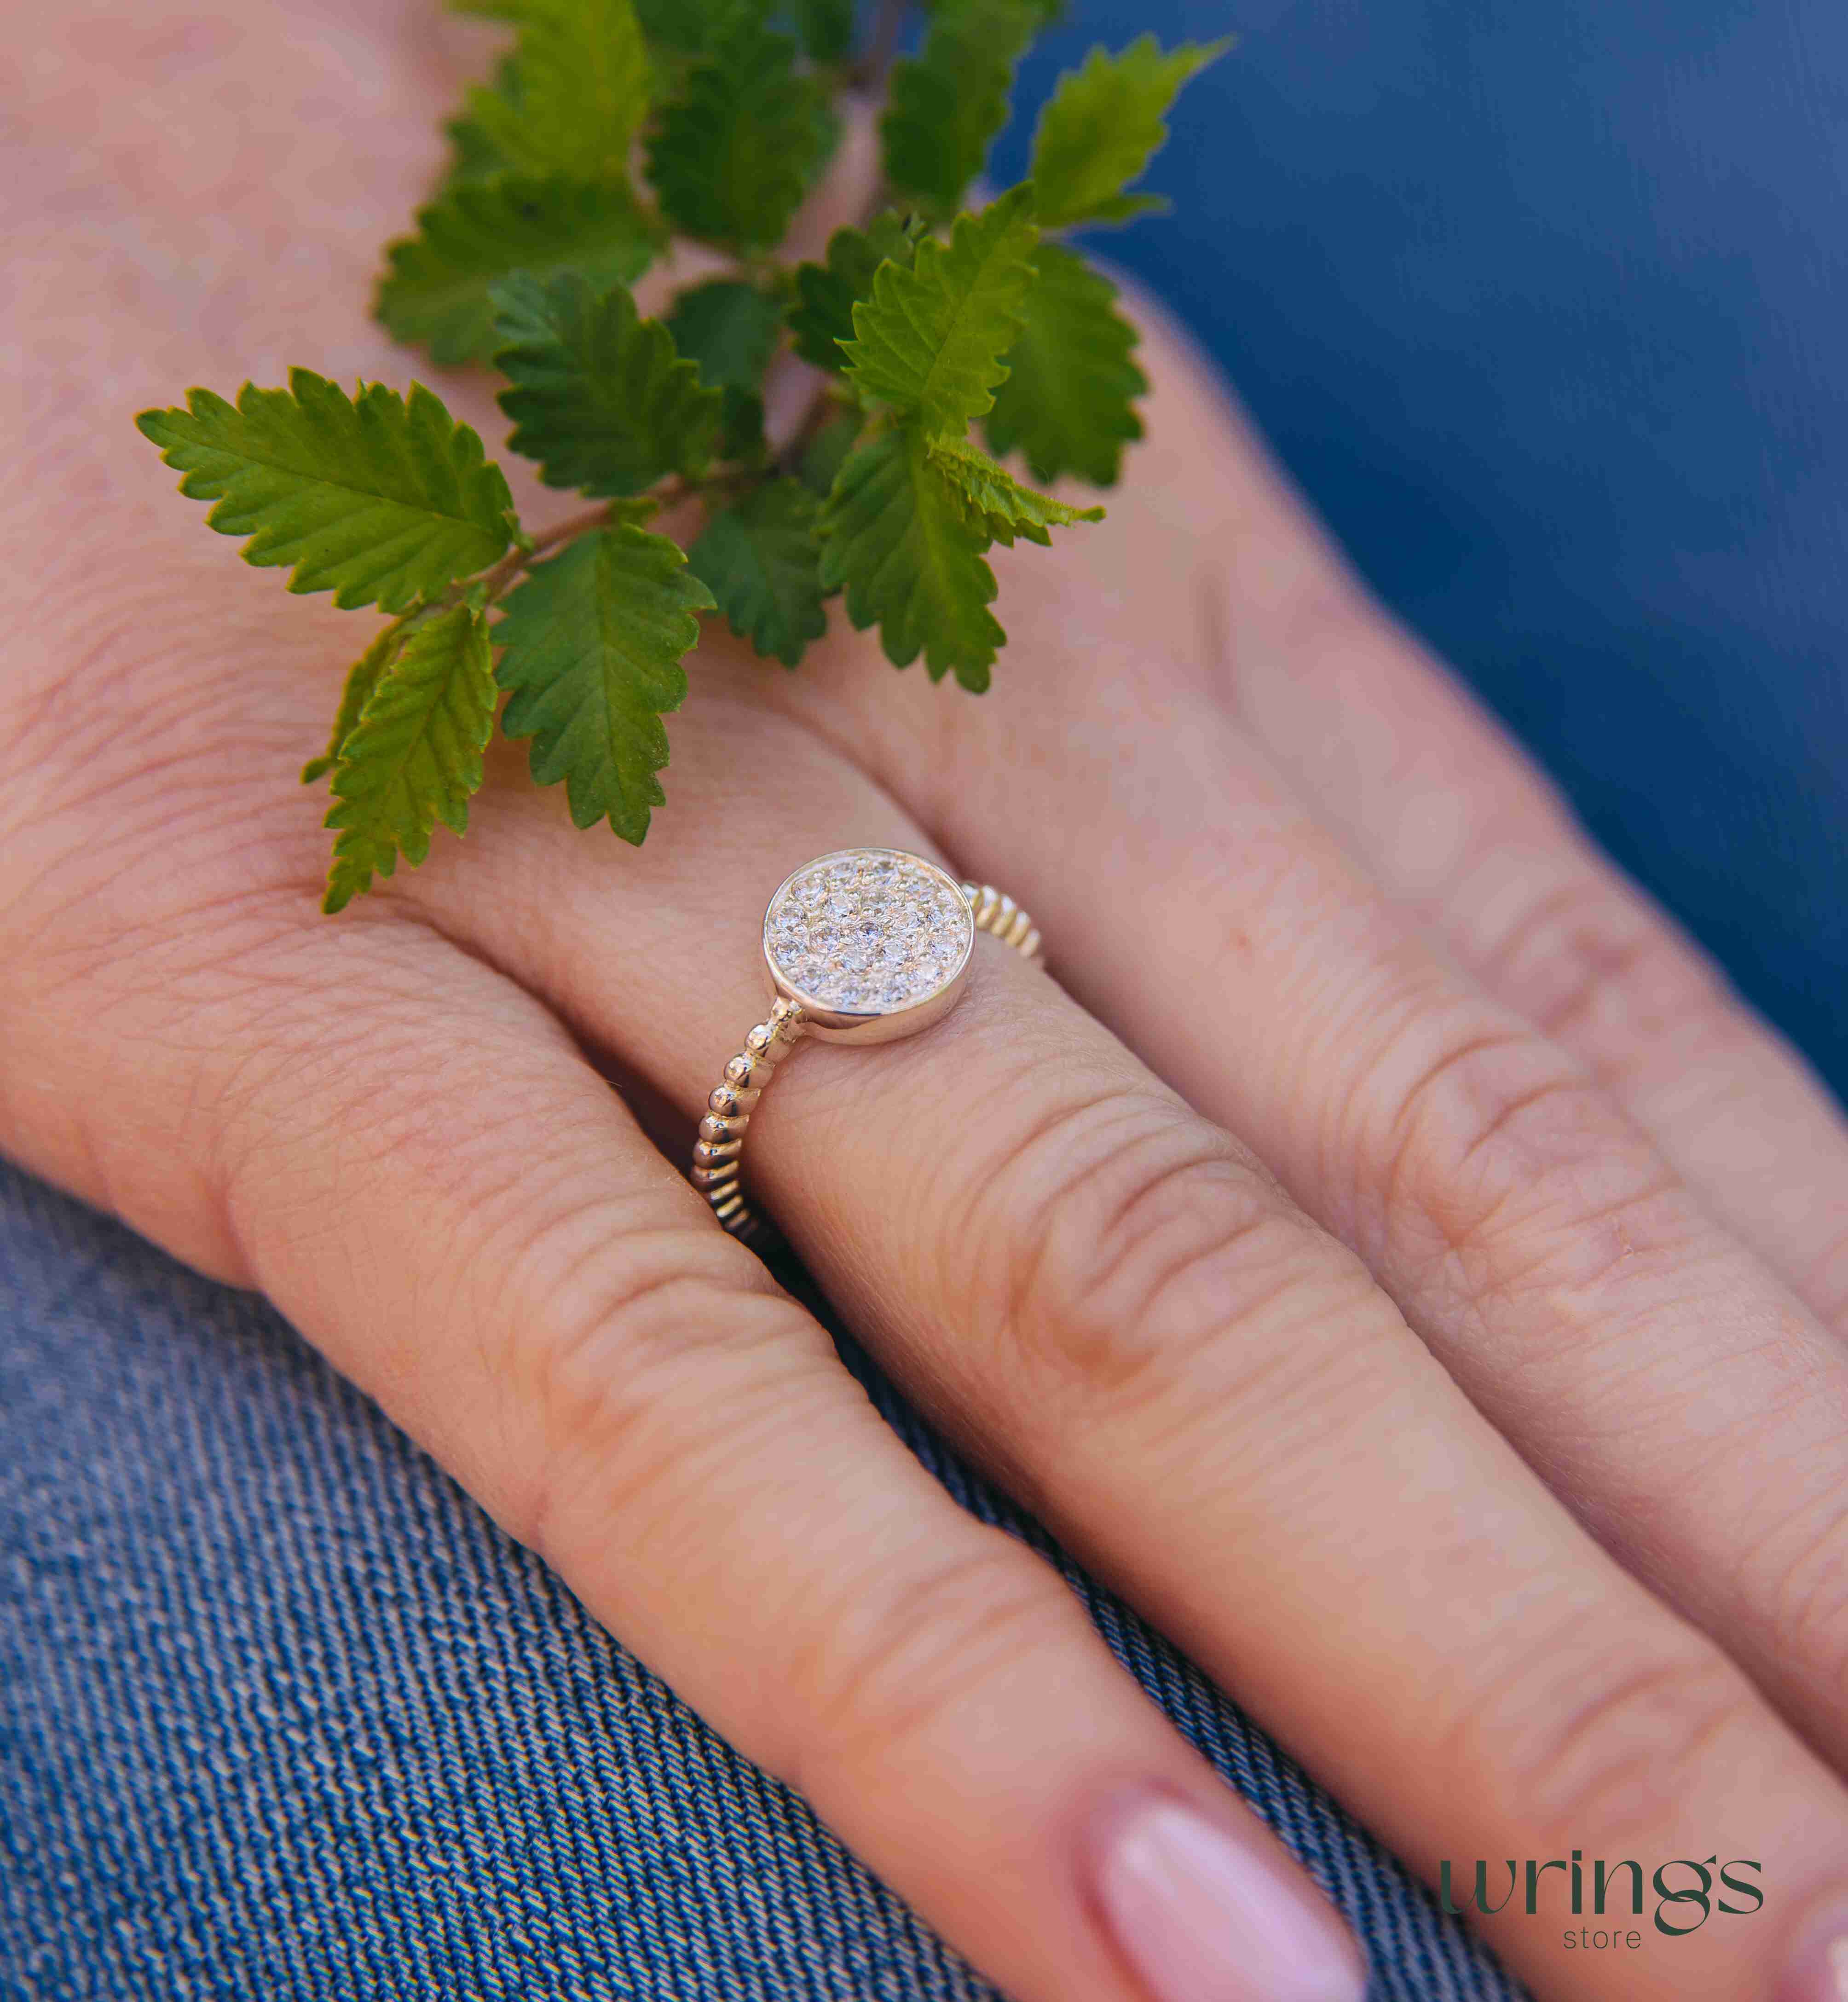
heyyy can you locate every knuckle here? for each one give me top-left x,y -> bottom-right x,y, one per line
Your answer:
500,1198 -> 823,1556
773,1537 -> 1085,1796
1482,870 -> 1742,1084
1374,1008 -> 1597,1214
954,1081 -> 1384,1415
1486,875 -> 1662,1046
1366,1002 -> 1687,1298
1448,1622 -> 1754,1848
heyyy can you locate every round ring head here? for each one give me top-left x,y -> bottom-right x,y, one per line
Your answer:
762,848 -> 976,1044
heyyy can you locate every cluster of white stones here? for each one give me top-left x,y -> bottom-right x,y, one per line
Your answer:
764,850 -> 973,1015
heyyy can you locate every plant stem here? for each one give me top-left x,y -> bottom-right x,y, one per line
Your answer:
474,464 -> 765,605
475,499 -> 614,600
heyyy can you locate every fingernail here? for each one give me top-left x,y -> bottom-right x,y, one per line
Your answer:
1779,1895 -> 1848,2002
1089,1792 -> 1368,2002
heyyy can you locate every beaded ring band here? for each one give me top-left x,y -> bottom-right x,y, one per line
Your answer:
691,848 -> 1044,1246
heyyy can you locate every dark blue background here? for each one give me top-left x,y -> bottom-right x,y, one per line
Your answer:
993,0 -> 1848,1098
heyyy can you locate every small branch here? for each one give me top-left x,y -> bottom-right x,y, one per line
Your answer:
474,499 -> 615,601
526,499 -> 618,559
471,468 -> 765,606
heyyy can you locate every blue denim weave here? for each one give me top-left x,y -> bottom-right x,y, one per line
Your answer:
0,1160 -> 1522,2000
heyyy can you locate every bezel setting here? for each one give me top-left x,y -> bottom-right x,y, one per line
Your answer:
761,847 -> 976,1043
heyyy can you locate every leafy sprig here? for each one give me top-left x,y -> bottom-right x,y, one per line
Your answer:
137,0 -> 1226,910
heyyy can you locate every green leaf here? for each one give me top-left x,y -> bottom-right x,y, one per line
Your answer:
494,526 -> 714,841
665,278 -> 785,462
602,494 -> 667,527
135,371 -> 519,614
925,435 -> 1103,545
646,12 -> 828,250
842,186 -> 1040,438
664,278 -> 784,393
985,241 -> 1146,485
442,55 -> 526,185
301,617 -> 406,783
322,600 -> 498,913
881,0 -> 1041,217
788,213 -> 926,372
798,411 -> 862,496
1028,35 -> 1231,230
721,384 -> 770,470
631,0 -> 716,50
376,174 -> 657,364
795,0 -> 853,61
450,0 -> 651,176
491,271 -> 720,497
687,478 -> 827,666
818,426 -> 1003,690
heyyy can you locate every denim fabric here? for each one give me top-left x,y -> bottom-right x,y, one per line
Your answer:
0,1161 -> 1522,1999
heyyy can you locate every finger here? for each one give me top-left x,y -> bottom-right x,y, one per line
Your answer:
400,686 -> 1848,2002
0,887 -> 1369,2002
5,38 -> 1370,1995
757,319 -> 1848,1779
1204,396 -> 1848,1337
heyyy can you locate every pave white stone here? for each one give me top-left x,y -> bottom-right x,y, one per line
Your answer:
764,850 -> 973,1014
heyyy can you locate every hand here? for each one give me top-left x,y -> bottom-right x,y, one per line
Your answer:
10,8 -> 1848,2001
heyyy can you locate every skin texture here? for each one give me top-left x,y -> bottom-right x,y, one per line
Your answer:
6,5 -> 1848,1999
